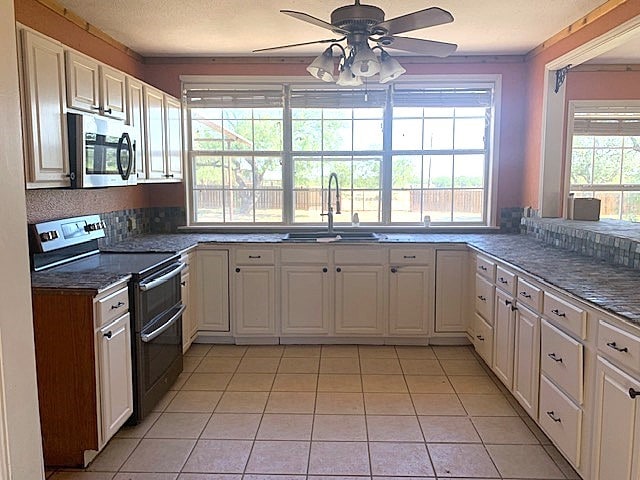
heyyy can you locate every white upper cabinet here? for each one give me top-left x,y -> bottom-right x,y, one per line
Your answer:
65,52 -> 126,120
126,77 -> 146,179
19,29 -> 70,188
144,85 -> 182,182
165,96 -> 183,180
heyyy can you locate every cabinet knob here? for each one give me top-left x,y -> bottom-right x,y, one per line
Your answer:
479,265 -> 487,271
511,305 -> 518,312
519,291 -> 532,299
547,352 -> 563,363
477,295 -> 486,302
551,309 -> 566,318
505,299 -> 512,306
629,388 -> 640,399
499,277 -> 508,284
104,108 -> 112,114
546,411 -> 562,422
476,335 -> 484,341
181,281 -> 186,286
336,267 -> 342,273
235,268 -> 241,273
391,268 -> 397,273
322,267 -> 328,273
110,301 -> 125,310
104,331 -> 113,339
607,342 -> 629,353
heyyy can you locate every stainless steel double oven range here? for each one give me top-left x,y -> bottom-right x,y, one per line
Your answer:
30,214 -> 183,423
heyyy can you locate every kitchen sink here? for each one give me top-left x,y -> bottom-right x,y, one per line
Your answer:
283,231 -> 380,242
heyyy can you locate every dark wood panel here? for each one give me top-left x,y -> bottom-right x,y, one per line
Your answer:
32,291 -> 99,467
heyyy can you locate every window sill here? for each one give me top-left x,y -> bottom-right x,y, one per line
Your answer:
177,225 -> 502,234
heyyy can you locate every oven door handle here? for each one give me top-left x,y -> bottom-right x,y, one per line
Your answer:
139,263 -> 186,291
140,304 -> 186,343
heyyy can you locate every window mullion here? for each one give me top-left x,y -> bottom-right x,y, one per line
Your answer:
381,85 -> 393,224
282,85 -> 293,225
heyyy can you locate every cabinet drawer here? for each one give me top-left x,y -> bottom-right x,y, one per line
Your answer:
475,275 -> 495,324
495,266 -> 516,296
96,287 -> 129,328
389,248 -> 433,265
334,247 -> 386,265
539,374 -> 582,468
543,291 -> 586,339
235,248 -> 275,265
541,320 -> 583,403
598,320 -> 640,373
476,255 -> 496,281
516,278 -> 542,312
474,313 -> 494,365
280,247 -> 330,265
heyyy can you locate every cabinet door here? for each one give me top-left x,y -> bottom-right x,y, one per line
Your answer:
65,51 -> 99,113
435,250 -> 468,333
126,78 -> 146,180
144,86 -> 166,179
389,265 -> 431,335
100,65 -> 126,120
233,266 -> 276,335
513,306 -> 540,417
335,265 -> 385,335
281,266 -> 330,335
474,313 -> 494,365
195,250 -> 229,332
493,290 -> 516,388
98,314 -> 133,444
181,270 -> 193,353
165,96 -> 183,180
20,30 -> 70,187
591,357 -> 640,480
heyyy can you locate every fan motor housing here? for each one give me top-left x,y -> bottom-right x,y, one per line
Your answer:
331,3 -> 385,33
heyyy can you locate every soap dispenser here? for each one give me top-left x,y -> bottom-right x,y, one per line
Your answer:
352,212 -> 360,227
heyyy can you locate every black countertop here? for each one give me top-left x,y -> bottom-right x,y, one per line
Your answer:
32,232 -> 640,324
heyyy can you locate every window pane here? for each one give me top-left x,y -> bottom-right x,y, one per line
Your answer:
255,190 -> 283,222
394,107 -> 422,118
595,191 -> 621,219
193,190 -> 223,223
226,157 -> 253,189
225,190 -> 254,222
622,148 -> 640,184
293,158 -> 322,189
423,190 -> 452,222
354,108 -> 383,119
392,155 -> 422,189
352,190 -> 381,222
324,159 -> 352,189
354,119 -> 383,150
570,148 -> 593,185
254,157 -> 282,189
424,107 -> 454,118
323,120 -> 352,150
393,118 -> 422,150
292,119 -> 321,151
192,118 -> 223,151
425,155 -> 453,188
324,108 -> 351,119
254,108 -> 281,120
454,155 -> 485,188
253,120 -> 282,150
572,135 -> 594,148
453,189 -> 483,222
353,158 -> 381,189
194,156 -> 223,187
455,107 -> 485,117
622,192 -> 640,222
454,118 -> 485,149
293,189 -> 323,223
223,119 -> 252,150
391,190 -> 421,223
593,149 -> 622,184
423,118 -> 453,149
595,136 -> 623,148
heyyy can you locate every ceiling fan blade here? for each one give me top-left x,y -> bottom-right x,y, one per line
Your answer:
379,36 -> 457,57
377,7 -> 454,35
281,10 -> 350,35
253,38 -> 343,53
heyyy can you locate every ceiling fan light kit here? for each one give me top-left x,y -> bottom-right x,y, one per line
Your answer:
256,0 -> 457,87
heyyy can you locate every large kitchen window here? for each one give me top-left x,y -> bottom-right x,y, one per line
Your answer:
568,103 -> 640,221
185,80 -> 497,226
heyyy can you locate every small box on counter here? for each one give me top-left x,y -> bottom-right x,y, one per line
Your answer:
568,197 -> 601,221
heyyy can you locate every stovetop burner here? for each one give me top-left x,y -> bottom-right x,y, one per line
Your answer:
52,252 -> 178,277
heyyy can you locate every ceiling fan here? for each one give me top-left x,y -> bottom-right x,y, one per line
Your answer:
254,1 -> 457,85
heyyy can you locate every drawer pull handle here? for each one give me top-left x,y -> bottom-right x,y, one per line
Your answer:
551,309 -> 566,318
505,299 -> 512,306
181,281 -> 186,286
547,352 -> 563,363
519,292 -> 532,299
476,335 -> 485,341
111,301 -> 125,310
607,342 -> 629,353
499,277 -> 508,284
104,331 -> 112,339
546,411 -> 562,423
403,255 -> 416,259
479,265 -> 488,271
629,388 -> 640,399
391,267 -> 398,273
511,305 -> 518,312
248,255 -> 262,259
477,295 -> 487,302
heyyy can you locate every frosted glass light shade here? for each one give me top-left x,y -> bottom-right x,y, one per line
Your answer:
379,54 -> 406,83
336,66 -> 363,86
307,50 -> 335,82
351,45 -> 380,78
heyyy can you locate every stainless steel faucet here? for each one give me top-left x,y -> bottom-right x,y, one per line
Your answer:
322,172 -> 341,234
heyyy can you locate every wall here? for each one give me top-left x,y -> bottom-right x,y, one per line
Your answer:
565,69 -> 640,100
1,0 -> 45,476
144,59 -> 528,216
522,2 -> 640,209
15,0 -> 185,223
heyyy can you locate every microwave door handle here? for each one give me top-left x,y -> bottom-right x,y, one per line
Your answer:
117,132 -> 133,180
139,263 -> 186,291
140,304 -> 186,343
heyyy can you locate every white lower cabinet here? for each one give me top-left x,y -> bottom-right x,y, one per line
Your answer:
281,265 -> 331,335
493,290 -> 516,388
513,305 -> 540,418
97,313 -> 133,443
473,313 -> 494,365
389,265 -> 432,335
335,265 -> 385,335
591,356 -> 640,480
434,249 -> 468,333
195,250 -> 229,332
233,265 -> 276,336
181,269 -> 193,352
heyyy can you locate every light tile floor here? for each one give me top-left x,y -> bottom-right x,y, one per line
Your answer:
48,344 -> 581,480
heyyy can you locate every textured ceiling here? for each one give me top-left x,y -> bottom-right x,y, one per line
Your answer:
54,0 -> 607,57
586,33 -> 640,64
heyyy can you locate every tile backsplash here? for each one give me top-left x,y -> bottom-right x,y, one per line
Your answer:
98,207 -> 186,247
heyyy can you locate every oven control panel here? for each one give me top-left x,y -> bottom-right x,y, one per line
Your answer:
30,214 -> 106,252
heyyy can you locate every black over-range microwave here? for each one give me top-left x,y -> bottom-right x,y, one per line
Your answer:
67,112 -> 137,188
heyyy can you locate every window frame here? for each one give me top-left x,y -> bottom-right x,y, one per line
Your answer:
182,75 -> 502,228
565,100 -> 640,221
